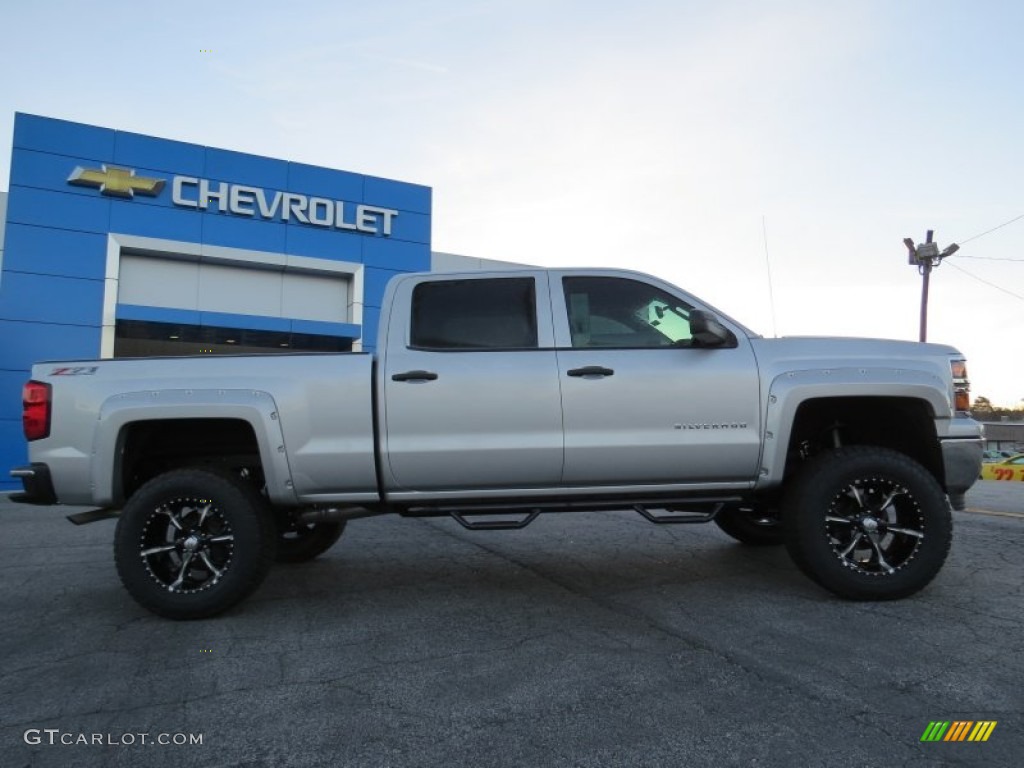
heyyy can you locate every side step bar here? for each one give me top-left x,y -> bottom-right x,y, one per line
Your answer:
419,497 -> 742,531
633,502 -> 724,524
67,508 -> 121,525
449,509 -> 541,531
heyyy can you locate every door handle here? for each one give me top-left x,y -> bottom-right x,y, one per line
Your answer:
391,370 -> 439,382
567,366 -> 614,378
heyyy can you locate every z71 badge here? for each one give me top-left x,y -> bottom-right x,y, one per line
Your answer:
50,366 -> 99,376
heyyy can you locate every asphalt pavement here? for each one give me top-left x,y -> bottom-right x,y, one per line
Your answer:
1,481 -> 1021,768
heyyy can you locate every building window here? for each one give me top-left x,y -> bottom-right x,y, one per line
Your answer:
113,320 -> 352,357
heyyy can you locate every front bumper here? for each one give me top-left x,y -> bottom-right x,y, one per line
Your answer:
940,437 -> 984,497
8,464 -> 58,505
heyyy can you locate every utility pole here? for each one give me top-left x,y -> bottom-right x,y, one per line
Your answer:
903,230 -> 959,342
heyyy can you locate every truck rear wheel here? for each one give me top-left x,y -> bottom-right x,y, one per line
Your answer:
275,517 -> 346,563
783,446 -> 951,601
114,468 -> 276,619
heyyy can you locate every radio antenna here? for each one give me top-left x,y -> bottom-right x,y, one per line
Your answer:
762,215 -> 779,337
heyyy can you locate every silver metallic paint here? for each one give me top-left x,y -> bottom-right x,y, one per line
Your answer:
23,268 -> 984,509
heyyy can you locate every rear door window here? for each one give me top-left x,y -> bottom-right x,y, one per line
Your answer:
411,278 -> 538,350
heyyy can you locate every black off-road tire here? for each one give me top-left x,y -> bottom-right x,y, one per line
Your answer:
275,518 -> 346,563
114,468 -> 277,619
714,506 -> 784,546
783,446 -> 952,601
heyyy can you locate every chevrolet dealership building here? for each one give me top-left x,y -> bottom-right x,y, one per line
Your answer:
0,113 -> 504,491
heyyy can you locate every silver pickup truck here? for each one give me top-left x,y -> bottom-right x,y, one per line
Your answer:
10,268 -> 984,619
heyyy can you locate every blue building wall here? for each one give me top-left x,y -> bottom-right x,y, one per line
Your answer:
0,113 -> 431,490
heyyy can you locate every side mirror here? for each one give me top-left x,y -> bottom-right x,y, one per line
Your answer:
689,310 -> 738,348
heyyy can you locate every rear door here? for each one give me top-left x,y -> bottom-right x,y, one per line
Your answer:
380,273 -> 564,492
552,272 -> 761,486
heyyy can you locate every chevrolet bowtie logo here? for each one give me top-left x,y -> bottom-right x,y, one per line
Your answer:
67,165 -> 166,199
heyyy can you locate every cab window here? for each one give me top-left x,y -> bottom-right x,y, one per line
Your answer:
563,276 -> 695,348
411,278 -> 538,349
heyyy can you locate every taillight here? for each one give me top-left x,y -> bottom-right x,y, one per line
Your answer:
950,360 -> 970,413
22,381 -> 52,441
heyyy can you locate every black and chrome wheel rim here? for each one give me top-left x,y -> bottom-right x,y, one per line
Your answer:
138,497 -> 235,593
824,477 -> 925,575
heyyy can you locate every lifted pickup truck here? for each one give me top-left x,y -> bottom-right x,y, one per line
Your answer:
11,268 -> 983,618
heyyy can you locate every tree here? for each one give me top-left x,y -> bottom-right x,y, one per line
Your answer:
970,396 -> 1024,422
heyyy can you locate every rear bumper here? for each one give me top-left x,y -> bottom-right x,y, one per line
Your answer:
8,464 -> 58,505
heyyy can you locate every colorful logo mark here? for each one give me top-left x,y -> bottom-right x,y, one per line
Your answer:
921,721 -> 997,742
68,165 -> 166,199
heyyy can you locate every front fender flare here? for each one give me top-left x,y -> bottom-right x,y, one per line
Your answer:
755,367 -> 949,491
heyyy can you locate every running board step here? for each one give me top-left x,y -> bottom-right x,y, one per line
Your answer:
449,509 -> 541,531
67,508 -> 121,526
634,502 -> 724,524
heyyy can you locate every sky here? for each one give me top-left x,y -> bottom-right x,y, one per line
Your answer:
1,0 -> 1022,406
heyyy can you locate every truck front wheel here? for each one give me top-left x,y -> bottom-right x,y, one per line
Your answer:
783,446 -> 951,601
114,468 -> 276,619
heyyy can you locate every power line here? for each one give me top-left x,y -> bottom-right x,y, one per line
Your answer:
958,212 -> 1024,245
953,254 -> 1024,262
945,261 -> 1024,302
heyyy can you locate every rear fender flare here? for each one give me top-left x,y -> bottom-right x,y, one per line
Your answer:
93,389 -> 295,506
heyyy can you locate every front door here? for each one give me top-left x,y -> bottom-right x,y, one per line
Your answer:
554,274 -> 761,486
